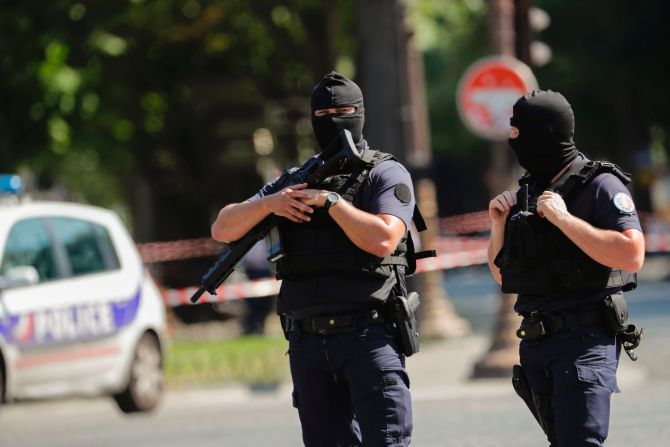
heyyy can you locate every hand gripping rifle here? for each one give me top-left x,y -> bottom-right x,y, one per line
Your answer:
190,130 -> 361,303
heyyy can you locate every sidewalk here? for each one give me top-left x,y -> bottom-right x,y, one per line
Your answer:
407,334 -> 511,400
179,330 -> 649,408
406,333 -> 649,400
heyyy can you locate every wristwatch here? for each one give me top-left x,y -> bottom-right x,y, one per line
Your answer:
323,191 -> 341,211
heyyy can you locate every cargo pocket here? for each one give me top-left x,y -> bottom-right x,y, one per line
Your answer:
575,330 -> 619,392
575,363 -> 619,393
380,367 -> 413,443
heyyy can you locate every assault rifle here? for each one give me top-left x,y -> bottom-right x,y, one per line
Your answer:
190,130 -> 361,303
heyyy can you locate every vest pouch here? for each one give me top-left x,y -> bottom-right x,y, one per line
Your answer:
497,214 -> 541,271
494,222 -> 520,269
517,215 -> 543,260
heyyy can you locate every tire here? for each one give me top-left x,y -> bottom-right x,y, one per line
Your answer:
0,362 -> 4,406
113,332 -> 163,413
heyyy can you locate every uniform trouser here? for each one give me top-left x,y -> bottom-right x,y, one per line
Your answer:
288,324 -> 412,447
520,324 -> 621,447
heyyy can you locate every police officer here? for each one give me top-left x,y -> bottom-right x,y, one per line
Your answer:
211,72 -> 417,446
487,90 -> 645,446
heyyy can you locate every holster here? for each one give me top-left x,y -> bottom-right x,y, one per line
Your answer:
602,292 -> 644,360
602,292 -> 628,334
387,292 -> 421,357
279,314 -> 290,340
512,365 -> 554,439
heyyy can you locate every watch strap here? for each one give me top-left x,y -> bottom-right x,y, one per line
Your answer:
323,192 -> 340,211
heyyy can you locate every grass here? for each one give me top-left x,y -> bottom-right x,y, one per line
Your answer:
164,335 -> 290,389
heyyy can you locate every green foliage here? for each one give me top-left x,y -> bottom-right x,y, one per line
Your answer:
165,335 -> 289,388
534,0 -> 670,169
0,1 -> 356,244
408,0 -> 489,156
3,0 -> 667,231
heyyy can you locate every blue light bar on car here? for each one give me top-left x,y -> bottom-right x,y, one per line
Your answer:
0,175 -> 22,195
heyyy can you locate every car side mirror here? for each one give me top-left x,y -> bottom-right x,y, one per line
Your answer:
0,266 -> 39,290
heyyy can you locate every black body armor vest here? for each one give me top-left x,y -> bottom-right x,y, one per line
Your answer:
494,159 -> 637,295
276,150 -> 413,281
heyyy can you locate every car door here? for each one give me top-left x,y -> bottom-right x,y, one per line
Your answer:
0,216 -> 138,397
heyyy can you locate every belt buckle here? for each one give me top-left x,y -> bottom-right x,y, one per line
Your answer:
313,315 -> 345,335
313,318 -> 327,335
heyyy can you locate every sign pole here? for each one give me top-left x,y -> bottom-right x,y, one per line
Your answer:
454,0 -> 538,378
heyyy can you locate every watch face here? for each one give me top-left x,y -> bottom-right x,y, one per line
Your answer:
325,192 -> 340,210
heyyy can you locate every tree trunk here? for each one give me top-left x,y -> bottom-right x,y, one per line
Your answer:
357,0 -> 470,338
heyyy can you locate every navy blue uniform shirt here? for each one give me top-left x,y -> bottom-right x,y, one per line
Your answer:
251,144 -> 415,229
514,158 -> 642,313
250,142 -> 416,318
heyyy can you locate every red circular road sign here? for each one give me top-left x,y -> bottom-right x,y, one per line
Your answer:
457,56 -> 538,141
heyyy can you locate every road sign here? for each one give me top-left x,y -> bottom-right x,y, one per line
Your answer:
457,56 -> 538,141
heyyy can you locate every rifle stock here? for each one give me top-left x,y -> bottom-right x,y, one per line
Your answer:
191,130 -> 360,303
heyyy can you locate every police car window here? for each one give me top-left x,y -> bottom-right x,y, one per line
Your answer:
0,218 -> 58,282
49,217 -> 120,275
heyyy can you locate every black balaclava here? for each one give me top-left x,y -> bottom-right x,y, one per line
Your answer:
311,71 -> 365,150
508,89 -> 579,187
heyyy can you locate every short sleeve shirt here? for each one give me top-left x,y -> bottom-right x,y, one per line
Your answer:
249,146 -> 416,318
250,148 -> 416,230
514,158 -> 642,313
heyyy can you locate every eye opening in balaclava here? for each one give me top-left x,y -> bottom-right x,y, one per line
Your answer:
508,89 -> 579,187
313,106 -> 357,117
311,71 -> 365,151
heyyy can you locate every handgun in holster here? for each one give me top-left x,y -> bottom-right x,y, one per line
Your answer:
388,291 -> 421,357
602,292 -> 644,361
512,365 -> 554,439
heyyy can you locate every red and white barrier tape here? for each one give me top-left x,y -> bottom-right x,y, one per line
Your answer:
440,211 -> 490,234
161,278 -> 282,308
644,233 -> 670,253
138,213 -> 670,263
160,247 -> 490,307
142,210 -> 670,307
159,237 -> 489,307
138,238 -> 223,263
158,232 -> 670,307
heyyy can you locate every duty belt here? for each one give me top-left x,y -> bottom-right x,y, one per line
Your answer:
285,310 -> 385,335
516,307 -> 604,340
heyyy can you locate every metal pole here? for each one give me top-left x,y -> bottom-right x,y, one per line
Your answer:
471,0 -> 523,378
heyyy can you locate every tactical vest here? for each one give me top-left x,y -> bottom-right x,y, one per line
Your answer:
276,150 -> 432,282
494,159 -> 638,295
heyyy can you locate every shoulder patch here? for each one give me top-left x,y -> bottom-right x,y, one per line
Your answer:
394,183 -> 412,204
613,192 -> 635,214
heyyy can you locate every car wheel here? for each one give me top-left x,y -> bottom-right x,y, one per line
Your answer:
113,332 -> 163,413
0,362 -> 4,406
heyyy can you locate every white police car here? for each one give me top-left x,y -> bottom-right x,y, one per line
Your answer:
0,175 -> 167,413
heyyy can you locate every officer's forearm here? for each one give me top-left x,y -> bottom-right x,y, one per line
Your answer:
327,199 -> 405,258
211,199 -> 271,243
488,221 -> 505,285
552,214 -> 645,272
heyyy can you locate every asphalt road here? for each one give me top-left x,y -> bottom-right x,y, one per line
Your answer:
1,260 -> 669,447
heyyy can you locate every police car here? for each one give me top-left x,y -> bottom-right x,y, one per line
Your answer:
0,175 -> 167,413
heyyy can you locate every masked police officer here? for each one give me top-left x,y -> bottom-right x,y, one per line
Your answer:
211,72 -> 418,446
487,90 -> 645,446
